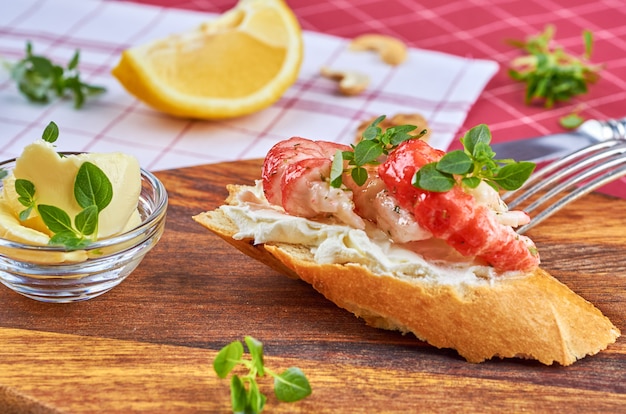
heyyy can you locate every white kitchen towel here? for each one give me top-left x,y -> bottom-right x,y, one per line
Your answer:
0,0 -> 498,171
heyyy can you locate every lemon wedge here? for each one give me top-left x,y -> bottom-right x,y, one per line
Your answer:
112,0 -> 303,119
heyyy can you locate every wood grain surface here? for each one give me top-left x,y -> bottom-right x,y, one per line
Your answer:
0,159 -> 625,413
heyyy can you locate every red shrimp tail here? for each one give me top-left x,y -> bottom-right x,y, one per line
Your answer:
262,137 -> 349,207
481,232 -> 541,272
281,158 -> 331,216
414,188 -> 474,240
378,139 -> 444,209
378,138 -> 540,273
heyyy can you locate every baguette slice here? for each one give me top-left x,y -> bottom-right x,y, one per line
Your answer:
193,185 -> 620,365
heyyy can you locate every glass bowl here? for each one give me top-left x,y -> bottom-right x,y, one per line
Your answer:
0,157 -> 168,303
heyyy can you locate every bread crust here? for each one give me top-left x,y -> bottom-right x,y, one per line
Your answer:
193,187 -> 620,365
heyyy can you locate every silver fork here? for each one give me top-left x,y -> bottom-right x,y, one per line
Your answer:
501,118 -> 626,234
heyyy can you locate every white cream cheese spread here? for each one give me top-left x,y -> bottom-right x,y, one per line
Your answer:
219,181 -> 519,287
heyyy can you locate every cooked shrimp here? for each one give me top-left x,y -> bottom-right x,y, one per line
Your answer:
343,167 -> 432,243
262,137 -> 365,229
467,181 -> 530,228
378,139 -> 539,272
262,136 -> 538,272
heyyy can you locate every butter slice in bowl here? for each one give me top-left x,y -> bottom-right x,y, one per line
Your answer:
0,125 -> 168,302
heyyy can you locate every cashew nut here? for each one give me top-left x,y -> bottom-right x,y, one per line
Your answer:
349,34 -> 408,66
320,66 -> 370,96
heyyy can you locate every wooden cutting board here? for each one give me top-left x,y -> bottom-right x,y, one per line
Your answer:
0,159 -> 625,413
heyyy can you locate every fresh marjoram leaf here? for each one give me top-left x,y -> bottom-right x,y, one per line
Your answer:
274,367 -> 313,403
49,230 -> 86,249
435,150 -> 473,175
74,205 -> 99,237
8,41 -> 106,109
213,341 -> 244,379
42,121 -> 59,143
559,112 -> 585,129
330,150 -> 345,188
245,336 -> 265,377
413,124 -> 536,193
329,114 -> 427,188
247,378 -> 267,413
353,139 -> 384,165
491,161 -> 536,191
15,178 -> 36,221
74,161 -> 113,212
412,163 -> 456,192
37,204 -> 74,234
213,336 -> 311,413
230,375 -> 248,412
508,25 -> 602,108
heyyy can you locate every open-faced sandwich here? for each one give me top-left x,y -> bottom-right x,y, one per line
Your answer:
193,116 -> 619,365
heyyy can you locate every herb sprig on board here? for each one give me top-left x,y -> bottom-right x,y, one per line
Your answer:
15,121 -> 113,248
330,115 -> 427,187
508,25 -> 602,108
6,41 -> 106,109
412,124 -> 536,192
213,336 -> 312,413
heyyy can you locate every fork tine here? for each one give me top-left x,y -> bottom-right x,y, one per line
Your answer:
502,139 -> 626,208
501,139 -> 626,234
515,162 -> 626,234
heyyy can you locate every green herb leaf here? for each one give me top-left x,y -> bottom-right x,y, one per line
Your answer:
354,139 -> 383,165
413,124 -> 536,193
49,231 -> 87,248
18,207 -> 33,222
362,115 -> 385,140
388,125 -> 418,145
15,178 -> 36,220
42,121 -> 59,143
230,375 -> 248,412
329,150 -> 345,188
67,50 -> 80,71
213,341 -> 244,379
350,166 -> 368,186
559,112 -> 585,129
330,115 -> 427,188
274,367 -> 312,403
245,336 -> 265,377
8,41 -> 106,109
37,204 -> 74,234
472,140 -> 496,164
583,29 -> 593,59
74,162 -> 113,212
461,176 -> 482,189
247,378 -> 267,413
15,179 -> 36,203
460,124 -> 491,155
436,150 -> 473,175
508,25 -> 602,108
214,337 -> 311,413
412,163 -> 455,192
74,205 -> 98,237
491,161 -> 536,190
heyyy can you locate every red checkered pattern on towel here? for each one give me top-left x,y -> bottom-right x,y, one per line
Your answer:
129,0 -> 626,145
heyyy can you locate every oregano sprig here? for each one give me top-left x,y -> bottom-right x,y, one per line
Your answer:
213,336 -> 312,414
559,111 -> 585,129
330,115 -> 427,187
6,41 -> 106,109
508,25 -> 603,108
14,122 -> 113,248
412,124 -> 536,193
